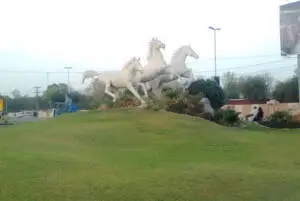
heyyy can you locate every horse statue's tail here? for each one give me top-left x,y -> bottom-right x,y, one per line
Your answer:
82,70 -> 99,84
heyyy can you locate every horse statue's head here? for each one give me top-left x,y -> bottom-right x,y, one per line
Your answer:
181,45 -> 199,59
82,70 -> 99,84
147,37 -> 166,60
122,57 -> 143,76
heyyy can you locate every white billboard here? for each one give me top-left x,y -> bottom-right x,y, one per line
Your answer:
280,1 -> 300,55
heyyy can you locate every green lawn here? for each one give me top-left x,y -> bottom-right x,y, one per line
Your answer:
1,110 -> 300,201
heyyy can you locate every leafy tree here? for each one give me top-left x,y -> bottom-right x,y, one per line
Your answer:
272,76 -> 299,102
69,91 -> 81,104
222,72 -> 240,99
5,95 -> 48,112
11,89 -> 21,99
76,94 -> 93,109
239,74 -> 271,101
188,78 -> 225,110
43,83 -> 69,104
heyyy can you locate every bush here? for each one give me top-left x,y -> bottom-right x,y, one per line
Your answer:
199,112 -> 214,121
164,89 -> 204,116
145,98 -> 164,111
188,78 -> 225,110
214,109 -> 240,126
113,90 -> 140,108
267,111 -> 292,124
259,111 -> 300,128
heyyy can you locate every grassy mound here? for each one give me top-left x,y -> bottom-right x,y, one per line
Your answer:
1,110 -> 300,201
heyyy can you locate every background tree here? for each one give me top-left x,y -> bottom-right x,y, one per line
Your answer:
272,76 -> 298,102
188,78 -> 225,109
222,72 -> 240,99
11,89 -> 22,99
238,74 -> 271,101
264,73 -> 275,98
43,83 -> 69,104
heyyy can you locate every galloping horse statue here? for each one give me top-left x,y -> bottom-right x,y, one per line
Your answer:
81,37 -> 200,105
147,45 -> 199,98
82,57 -> 148,108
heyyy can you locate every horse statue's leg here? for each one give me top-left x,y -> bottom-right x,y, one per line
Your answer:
149,78 -> 164,99
126,83 -> 147,108
104,81 -> 117,102
138,83 -> 148,98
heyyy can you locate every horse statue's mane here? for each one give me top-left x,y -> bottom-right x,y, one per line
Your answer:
121,57 -> 136,71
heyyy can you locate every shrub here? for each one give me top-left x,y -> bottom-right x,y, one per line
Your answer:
184,93 -> 204,116
214,109 -> 240,126
199,112 -> 214,121
165,99 -> 187,114
113,90 -> 140,108
267,111 -> 292,124
145,98 -> 164,111
163,88 -> 182,100
188,78 -> 225,110
164,88 -> 204,116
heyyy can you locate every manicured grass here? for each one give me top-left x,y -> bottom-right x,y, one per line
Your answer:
1,109 -> 300,201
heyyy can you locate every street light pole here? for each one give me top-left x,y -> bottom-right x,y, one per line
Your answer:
208,26 -> 221,78
64,66 -> 72,94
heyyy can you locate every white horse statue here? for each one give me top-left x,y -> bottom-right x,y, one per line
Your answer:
147,45 -> 199,98
137,37 -> 169,83
82,57 -> 148,107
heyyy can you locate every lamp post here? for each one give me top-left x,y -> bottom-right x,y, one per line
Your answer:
64,66 -> 72,94
208,26 -> 221,80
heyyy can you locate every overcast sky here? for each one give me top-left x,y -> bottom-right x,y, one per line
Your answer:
0,0 -> 297,96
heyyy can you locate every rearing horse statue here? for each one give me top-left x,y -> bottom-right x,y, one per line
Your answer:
147,45 -> 199,98
137,37 -> 169,83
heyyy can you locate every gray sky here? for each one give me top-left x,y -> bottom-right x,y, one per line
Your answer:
0,0 -> 297,96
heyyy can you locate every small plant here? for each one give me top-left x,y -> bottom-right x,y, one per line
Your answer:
267,111 -> 292,124
214,109 -> 240,126
145,98 -> 164,111
113,90 -> 140,108
164,88 -> 204,116
162,88 -> 184,101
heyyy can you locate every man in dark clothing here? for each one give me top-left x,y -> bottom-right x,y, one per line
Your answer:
253,107 -> 264,122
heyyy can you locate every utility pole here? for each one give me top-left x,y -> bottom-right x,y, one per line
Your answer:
64,66 -> 72,94
209,26 -> 221,85
33,86 -> 41,110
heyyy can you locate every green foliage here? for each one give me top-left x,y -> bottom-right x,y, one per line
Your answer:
239,74 -> 271,101
163,88 -> 183,100
4,84 -> 92,112
214,109 -> 240,126
267,111 -> 292,124
6,96 -> 48,112
145,98 -> 165,111
221,72 -> 274,101
43,83 -> 69,104
222,72 -> 240,99
164,88 -> 204,116
113,90 -> 139,108
272,76 -> 298,103
188,78 -> 225,110
11,89 -> 22,99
